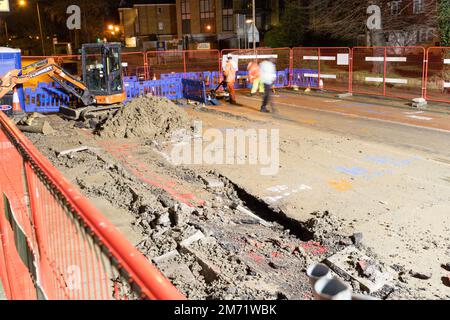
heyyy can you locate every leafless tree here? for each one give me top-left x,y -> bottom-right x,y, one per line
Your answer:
308,0 -> 437,46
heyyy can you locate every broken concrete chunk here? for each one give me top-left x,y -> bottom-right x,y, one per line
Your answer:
181,246 -> 220,284
152,250 -> 179,264
235,205 -> 273,227
155,212 -> 171,227
203,177 -> 225,189
158,262 -> 196,283
409,270 -> 432,280
325,246 -> 394,293
351,232 -> 363,245
339,237 -> 353,246
56,146 -> 90,157
179,230 -> 205,247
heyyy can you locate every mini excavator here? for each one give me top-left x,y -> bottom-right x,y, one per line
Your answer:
0,43 -> 126,120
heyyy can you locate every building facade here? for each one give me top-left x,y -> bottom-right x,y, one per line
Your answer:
176,0 -> 281,50
370,0 -> 439,46
119,1 -> 179,51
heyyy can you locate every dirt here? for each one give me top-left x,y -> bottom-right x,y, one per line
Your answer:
99,95 -> 191,140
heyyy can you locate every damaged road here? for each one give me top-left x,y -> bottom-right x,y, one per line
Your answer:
23,95 -> 450,299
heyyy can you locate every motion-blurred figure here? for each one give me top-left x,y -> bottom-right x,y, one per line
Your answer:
259,60 -> 277,113
247,61 -> 264,96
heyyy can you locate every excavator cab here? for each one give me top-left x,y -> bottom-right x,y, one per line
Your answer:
81,43 -> 126,105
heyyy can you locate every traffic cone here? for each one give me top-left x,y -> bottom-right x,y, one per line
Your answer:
12,88 -> 22,112
319,79 -> 324,91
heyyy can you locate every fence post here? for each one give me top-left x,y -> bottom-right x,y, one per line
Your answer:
383,47 -> 387,97
423,47 -> 428,99
349,48 -> 353,94
289,48 -> 294,87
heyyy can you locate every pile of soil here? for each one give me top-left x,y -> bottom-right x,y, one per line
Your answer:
99,95 -> 191,140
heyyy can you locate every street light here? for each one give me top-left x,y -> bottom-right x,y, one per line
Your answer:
18,0 -> 46,55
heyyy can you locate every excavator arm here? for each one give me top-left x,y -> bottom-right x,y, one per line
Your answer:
0,58 -> 96,106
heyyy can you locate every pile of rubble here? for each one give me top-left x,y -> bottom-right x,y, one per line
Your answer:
99,95 -> 191,140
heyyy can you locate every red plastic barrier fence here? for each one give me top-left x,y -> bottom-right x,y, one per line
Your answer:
146,49 -> 220,81
292,47 -> 351,92
352,46 -> 426,100
19,46 -> 450,104
425,47 -> 450,103
0,112 -> 185,300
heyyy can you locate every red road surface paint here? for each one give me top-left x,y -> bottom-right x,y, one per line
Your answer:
300,241 -> 328,255
97,141 -> 204,207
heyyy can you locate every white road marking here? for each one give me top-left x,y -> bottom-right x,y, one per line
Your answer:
240,95 -> 450,134
407,115 -> 433,121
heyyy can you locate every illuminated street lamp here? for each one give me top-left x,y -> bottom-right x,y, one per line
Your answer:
18,0 -> 46,55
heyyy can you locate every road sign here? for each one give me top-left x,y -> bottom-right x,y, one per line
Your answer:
247,23 -> 259,43
0,0 -> 10,12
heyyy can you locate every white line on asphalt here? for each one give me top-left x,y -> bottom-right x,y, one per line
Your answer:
239,96 -> 450,134
407,115 -> 433,121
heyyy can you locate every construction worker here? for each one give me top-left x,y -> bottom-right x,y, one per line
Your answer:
259,59 -> 277,113
247,61 -> 264,96
223,54 -> 239,105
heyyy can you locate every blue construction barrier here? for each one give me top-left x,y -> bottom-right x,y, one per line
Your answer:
181,79 -> 207,104
292,68 -> 319,88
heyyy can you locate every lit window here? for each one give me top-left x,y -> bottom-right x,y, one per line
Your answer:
200,0 -> 215,33
158,22 -> 164,31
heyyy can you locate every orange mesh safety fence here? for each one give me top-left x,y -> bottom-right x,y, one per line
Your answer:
0,112 -> 185,300
292,47 -> 351,92
352,46 -> 426,100
426,47 -> 450,104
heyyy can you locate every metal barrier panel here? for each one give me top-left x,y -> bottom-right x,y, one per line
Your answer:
0,112 -> 185,300
352,47 -> 425,99
292,47 -> 351,92
426,47 -> 450,103
121,52 -> 147,80
221,48 -> 291,88
147,51 -> 185,80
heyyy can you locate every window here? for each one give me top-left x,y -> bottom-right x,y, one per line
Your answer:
181,0 -> 191,34
158,22 -> 164,31
200,0 -> 215,33
222,0 -> 233,31
389,1 -> 401,15
157,7 -> 162,15
413,0 -> 424,14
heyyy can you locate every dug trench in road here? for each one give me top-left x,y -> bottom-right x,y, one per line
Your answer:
178,93 -> 450,299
